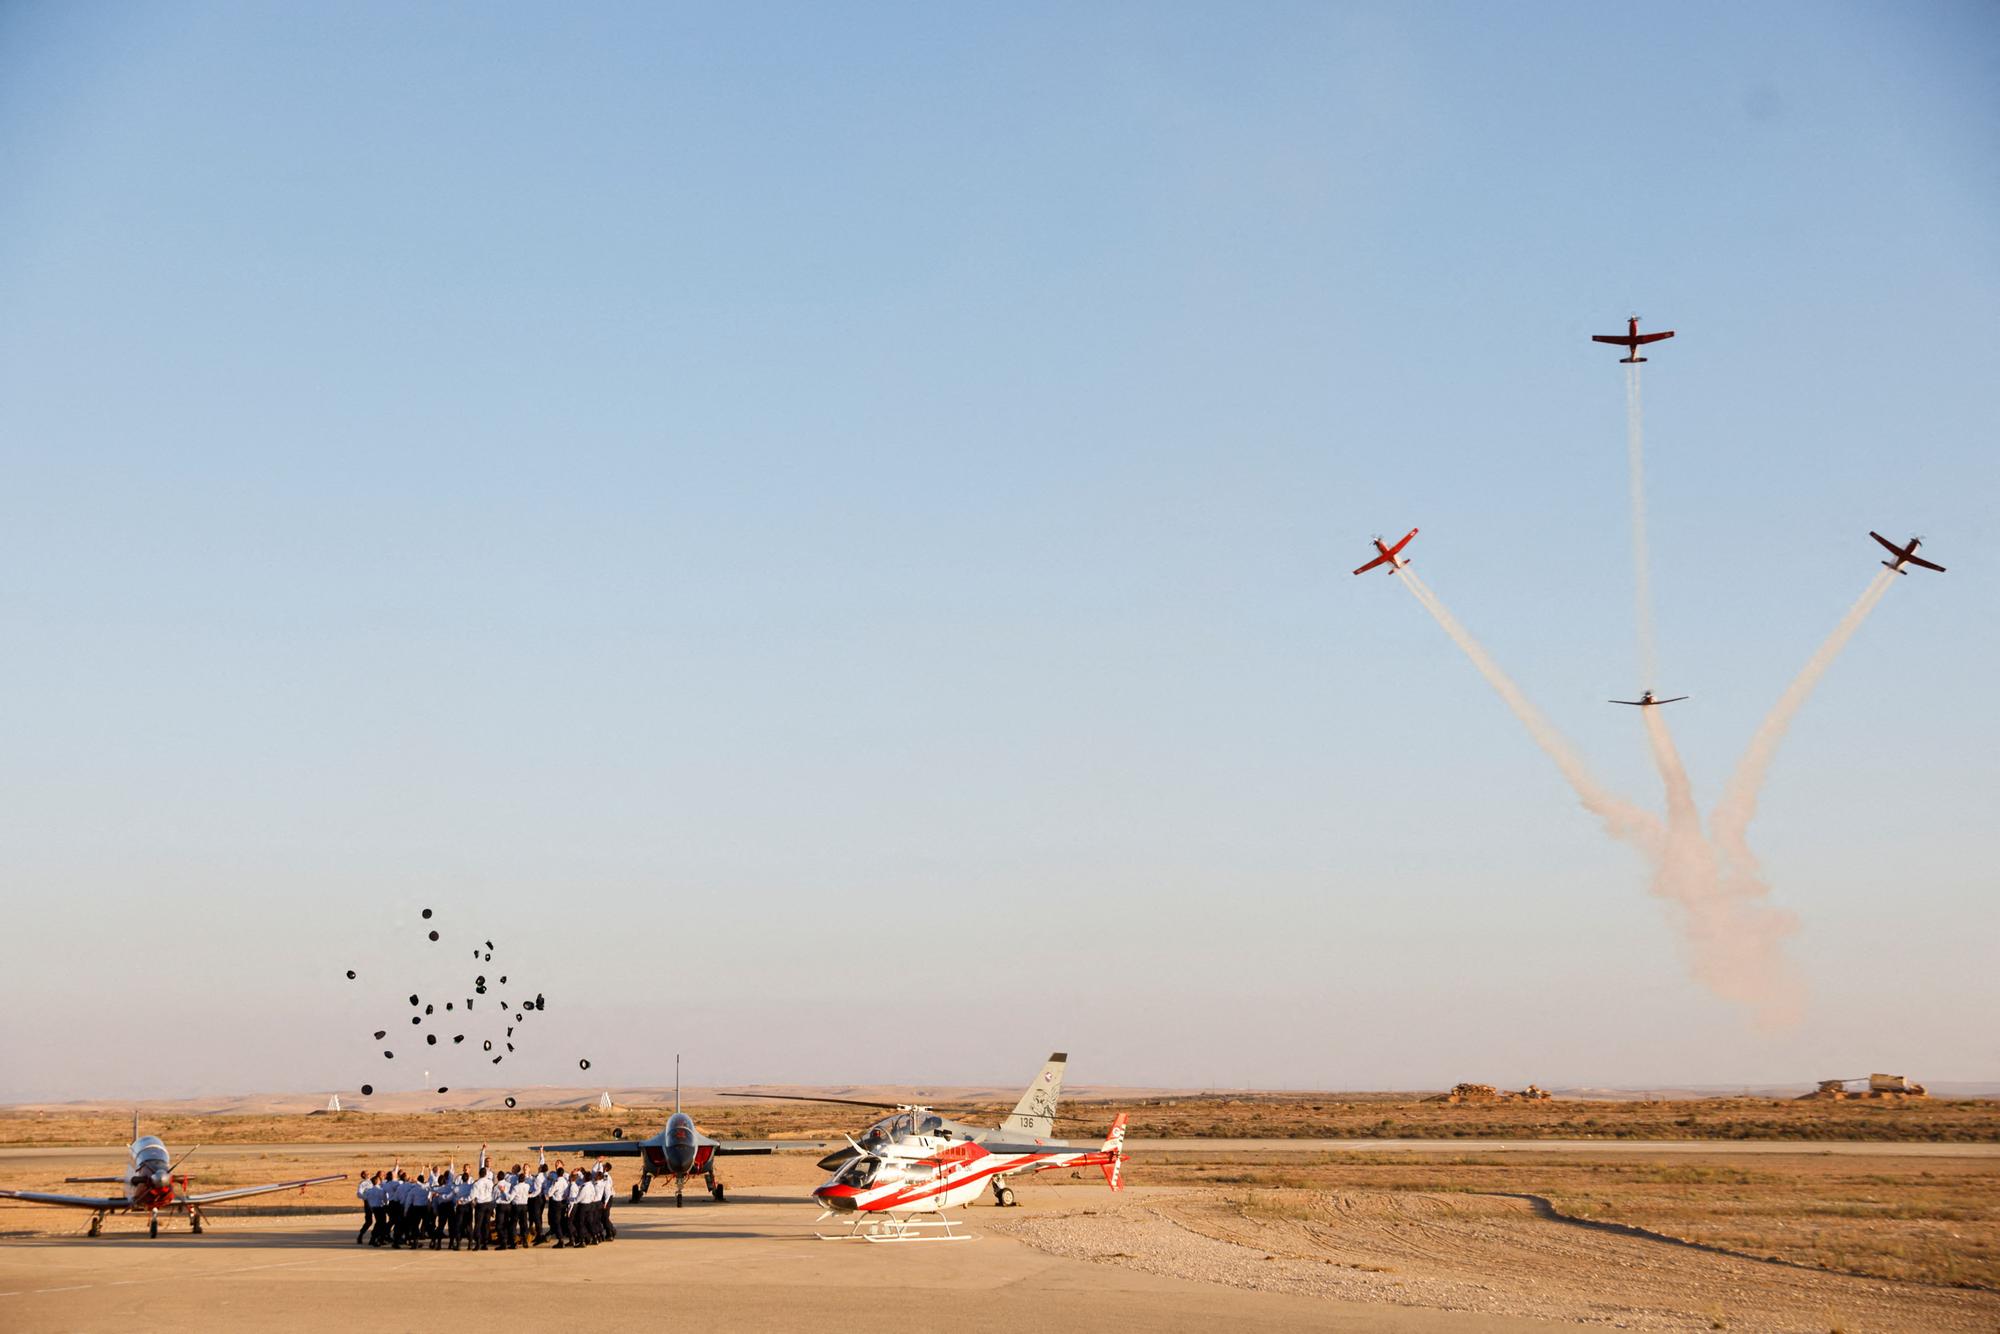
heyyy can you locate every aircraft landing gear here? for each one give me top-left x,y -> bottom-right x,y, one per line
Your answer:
149,1211 -> 159,1238
706,1171 -> 725,1202
990,1179 -> 1017,1208
673,1178 -> 685,1208
189,1208 -> 204,1235
87,1213 -> 104,1237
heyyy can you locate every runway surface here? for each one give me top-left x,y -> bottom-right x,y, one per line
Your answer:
0,1193 -> 1558,1334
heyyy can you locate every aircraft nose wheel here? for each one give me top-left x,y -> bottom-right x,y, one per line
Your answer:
710,1183 -> 725,1202
630,1185 -> 643,1204
149,1214 -> 160,1238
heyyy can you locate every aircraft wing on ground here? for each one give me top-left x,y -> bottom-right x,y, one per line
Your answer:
0,1188 -> 130,1209
710,1139 -> 832,1156
966,1140 -> 1082,1156
184,1174 -> 346,1206
536,1136 -> 659,1157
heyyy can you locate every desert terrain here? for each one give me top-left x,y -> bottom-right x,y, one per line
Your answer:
3,1093 -> 1995,1331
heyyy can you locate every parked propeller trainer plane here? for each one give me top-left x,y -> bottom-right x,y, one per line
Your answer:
0,1115 -> 344,1237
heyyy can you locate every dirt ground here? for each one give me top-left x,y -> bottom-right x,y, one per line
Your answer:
3,1126 -> 1994,1331
5,1092 -> 1993,1148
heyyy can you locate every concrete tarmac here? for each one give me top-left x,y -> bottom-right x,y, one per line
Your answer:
0,1194 -> 1562,1334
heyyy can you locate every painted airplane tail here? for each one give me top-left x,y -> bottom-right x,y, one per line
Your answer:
1098,1113 -> 1128,1191
998,1052 -> 1066,1140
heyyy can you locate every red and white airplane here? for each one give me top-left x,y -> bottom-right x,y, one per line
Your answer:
811,1114 -> 1127,1243
1592,316 -> 1675,363
0,1116 -> 343,1237
1352,527 -> 1418,576
1870,531 -> 1945,575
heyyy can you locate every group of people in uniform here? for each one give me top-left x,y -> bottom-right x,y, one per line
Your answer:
354,1147 -> 617,1251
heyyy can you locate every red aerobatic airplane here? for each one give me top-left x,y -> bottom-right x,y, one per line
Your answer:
1352,528 -> 1418,575
1591,316 -> 1675,363
1870,532 -> 1945,575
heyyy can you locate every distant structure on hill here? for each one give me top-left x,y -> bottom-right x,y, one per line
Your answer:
598,1091 -> 614,1112
1803,1073 -> 1929,1100
1427,1082 -> 1553,1104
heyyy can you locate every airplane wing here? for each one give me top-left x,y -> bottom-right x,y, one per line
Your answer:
1609,699 -> 1646,705
184,1174 -> 346,1206
1591,334 -> 1636,346
710,1139 -> 832,1156
62,1176 -> 125,1184
0,1188 -> 130,1209
1351,552 -> 1391,576
973,1139 -> 1084,1156
1633,331 -> 1674,344
536,1136 -> 658,1157
1904,553 -> 1945,572
1869,531 -> 1904,555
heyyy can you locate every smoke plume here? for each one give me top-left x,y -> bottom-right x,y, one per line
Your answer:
1399,568 -> 1661,854
1640,707 -> 1804,1029
1710,569 -> 1898,905
1626,364 -> 1659,688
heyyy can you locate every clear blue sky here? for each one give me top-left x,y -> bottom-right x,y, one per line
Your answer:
2,2 -> 1994,1100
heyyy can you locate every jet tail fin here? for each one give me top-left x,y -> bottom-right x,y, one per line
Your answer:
1098,1113 -> 1128,1191
998,1052 -> 1067,1140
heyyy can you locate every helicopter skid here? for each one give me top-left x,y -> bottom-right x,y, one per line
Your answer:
816,1212 -> 973,1243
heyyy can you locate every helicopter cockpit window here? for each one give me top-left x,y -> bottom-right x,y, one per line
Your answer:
917,1115 -> 944,1136
836,1156 -> 881,1188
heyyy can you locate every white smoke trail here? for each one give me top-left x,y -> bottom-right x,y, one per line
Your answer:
1710,569 -> 1898,900
1399,568 -> 1661,854
1641,707 -> 1804,1029
1626,364 -> 1659,688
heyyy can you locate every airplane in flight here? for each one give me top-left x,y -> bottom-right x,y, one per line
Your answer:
0,1116 -> 343,1237
538,1059 -> 830,1206
1352,528 -> 1418,576
1591,316 -> 1675,363
1610,691 -> 1689,707
811,1113 -> 1127,1243
1870,532 -> 1945,575
726,1051 -> 1071,1207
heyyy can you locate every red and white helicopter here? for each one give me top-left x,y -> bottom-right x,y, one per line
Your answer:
0,1115 -> 343,1237
810,1113 -> 1127,1243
